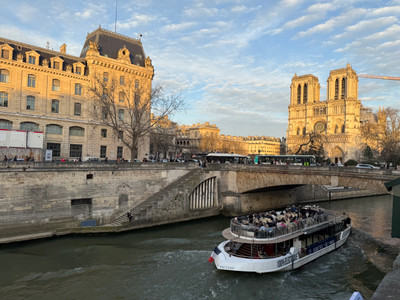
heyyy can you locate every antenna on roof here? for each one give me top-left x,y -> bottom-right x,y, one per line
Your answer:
138,33 -> 142,41
114,0 -> 118,33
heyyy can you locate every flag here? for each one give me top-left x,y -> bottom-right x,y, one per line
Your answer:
208,247 -> 221,263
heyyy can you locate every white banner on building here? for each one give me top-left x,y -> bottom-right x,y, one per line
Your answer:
45,150 -> 53,161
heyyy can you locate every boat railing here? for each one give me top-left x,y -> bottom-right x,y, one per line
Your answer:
230,213 -> 333,240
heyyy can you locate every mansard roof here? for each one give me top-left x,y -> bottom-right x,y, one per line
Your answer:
80,27 -> 146,67
0,37 -> 86,73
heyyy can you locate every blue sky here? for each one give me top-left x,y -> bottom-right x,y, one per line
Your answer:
1,0 -> 400,138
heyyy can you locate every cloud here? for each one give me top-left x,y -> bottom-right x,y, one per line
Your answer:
75,3 -> 107,19
117,14 -> 157,30
183,3 -> 219,19
297,8 -> 367,38
163,22 -> 197,32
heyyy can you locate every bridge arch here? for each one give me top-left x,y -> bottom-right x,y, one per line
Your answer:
189,176 -> 217,210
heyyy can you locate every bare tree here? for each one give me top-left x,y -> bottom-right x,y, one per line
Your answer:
150,125 -> 176,160
87,74 -> 184,161
289,131 -> 326,155
361,107 -> 400,164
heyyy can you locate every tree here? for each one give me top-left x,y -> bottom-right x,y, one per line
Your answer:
361,107 -> 400,165
361,145 -> 374,164
150,122 -> 177,160
290,131 -> 326,155
88,74 -> 184,161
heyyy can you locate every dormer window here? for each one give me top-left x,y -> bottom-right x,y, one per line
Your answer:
0,44 -> 13,59
25,51 -> 40,66
73,62 -> 85,75
50,57 -> 64,71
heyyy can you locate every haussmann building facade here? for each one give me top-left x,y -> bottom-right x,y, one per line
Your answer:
0,27 -> 154,161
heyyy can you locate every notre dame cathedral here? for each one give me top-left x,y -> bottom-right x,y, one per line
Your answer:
286,63 -> 374,163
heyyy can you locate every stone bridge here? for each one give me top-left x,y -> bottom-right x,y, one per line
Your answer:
0,162 -> 398,243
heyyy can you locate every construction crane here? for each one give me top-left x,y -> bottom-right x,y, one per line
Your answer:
357,74 -> 400,81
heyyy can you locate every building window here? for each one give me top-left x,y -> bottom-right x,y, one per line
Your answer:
52,79 -> 60,92
0,92 -> 8,107
302,127 -> 306,136
51,99 -> 59,113
117,146 -> 123,159
26,95 -> 35,110
20,122 -> 39,131
75,83 -> 82,95
53,61 -> 61,70
335,79 -> 339,100
69,126 -> 84,136
75,67 -> 82,75
0,119 -> 12,129
341,78 -> 346,99
120,76 -> 124,85
135,80 -> 139,89
119,91 -> 125,102
118,109 -> 124,121
101,129 -> 107,138
28,56 -> 36,65
74,102 -> 81,116
303,84 -> 307,104
103,72 -> 109,82
118,131 -> 123,141
1,49 -> 9,59
70,144 -> 82,157
27,74 -> 36,87
100,146 -> 107,158
46,124 -> 62,135
102,107 -> 108,119
0,69 -> 9,83
341,124 -> 345,133
47,143 -> 61,157
297,85 -> 301,104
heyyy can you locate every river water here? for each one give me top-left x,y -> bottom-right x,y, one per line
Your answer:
0,195 -> 398,300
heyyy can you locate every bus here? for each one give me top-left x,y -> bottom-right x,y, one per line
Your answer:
206,153 -> 248,164
254,155 -> 316,166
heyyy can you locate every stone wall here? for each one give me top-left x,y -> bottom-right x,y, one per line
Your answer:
0,162 -> 196,238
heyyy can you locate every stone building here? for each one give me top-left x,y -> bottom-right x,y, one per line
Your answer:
175,122 -> 281,158
287,64 -> 367,163
0,27 -> 154,161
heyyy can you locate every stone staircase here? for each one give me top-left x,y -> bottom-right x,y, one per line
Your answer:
109,168 -> 203,226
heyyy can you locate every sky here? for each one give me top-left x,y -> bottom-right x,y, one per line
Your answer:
1,0 -> 400,138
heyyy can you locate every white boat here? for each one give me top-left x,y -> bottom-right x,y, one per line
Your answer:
209,205 -> 351,273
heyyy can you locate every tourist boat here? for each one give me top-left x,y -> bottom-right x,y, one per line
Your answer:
209,205 -> 351,273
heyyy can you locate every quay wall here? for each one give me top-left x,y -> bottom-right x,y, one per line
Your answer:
0,162 -> 199,239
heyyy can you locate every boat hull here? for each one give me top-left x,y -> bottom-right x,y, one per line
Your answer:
214,226 -> 351,273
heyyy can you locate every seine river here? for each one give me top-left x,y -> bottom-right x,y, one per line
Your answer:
0,195 -> 398,300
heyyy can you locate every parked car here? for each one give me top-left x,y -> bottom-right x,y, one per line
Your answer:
356,164 -> 379,169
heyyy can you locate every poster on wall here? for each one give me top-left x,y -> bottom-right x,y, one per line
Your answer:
45,149 -> 52,161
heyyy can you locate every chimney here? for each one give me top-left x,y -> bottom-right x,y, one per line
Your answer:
60,43 -> 67,54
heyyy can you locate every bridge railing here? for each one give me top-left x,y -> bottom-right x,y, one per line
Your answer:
229,213 -> 333,240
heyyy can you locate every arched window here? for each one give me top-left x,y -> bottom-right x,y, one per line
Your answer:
74,102 -> 81,116
0,69 -> 9,83
118,109 -> 124,121
334,78 -> 339,100
26,95 -> 35,110
341,78 -> 346,99
20,122 -> 39,131
69,126 -> 84,136
296,128 -> 300,135
302,127 -> 306,135
52,79 -> 60,92
0,92 -> 8,107
297,85 -> 301,104
46,124 -> 63,135
51,99 -> 59,113
0,119 -> 12,129
28,74 -> 36,87
341,124 -> 345,133
303,84 -> 307,104
334,125 -> 338,134
75,83 -> 82,95
119,91 -> 125,102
